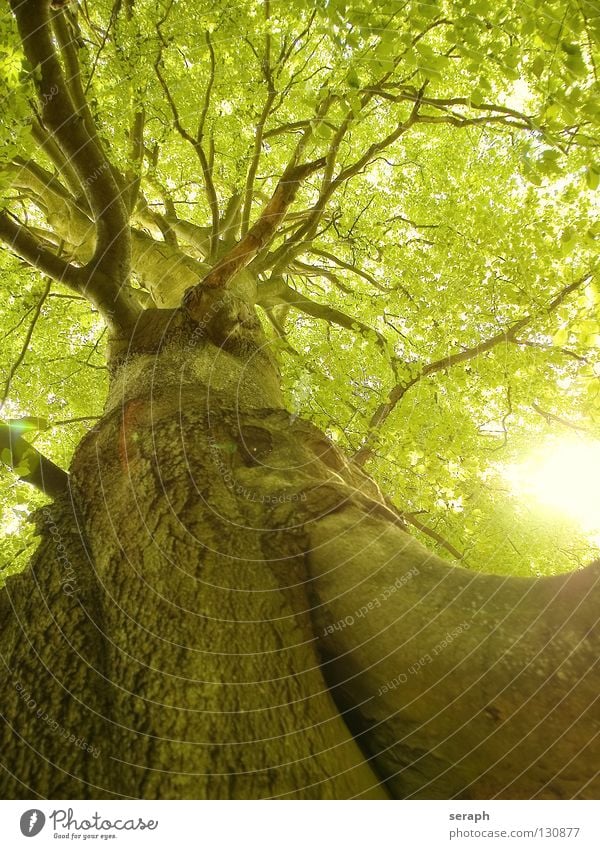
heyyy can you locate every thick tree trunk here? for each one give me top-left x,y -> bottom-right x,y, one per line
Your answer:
0,310 -> 387,799
1,300 -> 598,799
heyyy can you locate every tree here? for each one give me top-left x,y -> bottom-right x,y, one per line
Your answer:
0,0 -> 599,799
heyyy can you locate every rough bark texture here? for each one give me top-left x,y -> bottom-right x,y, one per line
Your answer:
308,511 -> 600,799
0,305 -> 387,799
1,290 -> 598,799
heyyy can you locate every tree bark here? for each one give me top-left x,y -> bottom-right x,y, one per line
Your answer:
0,310 -> 387,799
0,296 -> 598,800
307,510 -> 600,799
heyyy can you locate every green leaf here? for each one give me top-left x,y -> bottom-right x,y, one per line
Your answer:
345,66 -> 360,89
531,54 -> 544,78
584,166 -> 600,191
314,122 -> 333,140
538,148 -> 561,175
565,52 -> 588,78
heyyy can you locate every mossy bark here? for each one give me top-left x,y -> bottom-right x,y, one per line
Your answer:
0,313 -> 387,799
1,301 -> 598,799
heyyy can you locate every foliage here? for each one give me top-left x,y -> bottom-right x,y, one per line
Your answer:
1,0 -> 599,581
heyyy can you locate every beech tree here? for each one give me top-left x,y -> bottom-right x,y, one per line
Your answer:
0,0 -> 599,799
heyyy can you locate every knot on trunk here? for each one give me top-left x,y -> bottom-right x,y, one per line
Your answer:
184,286 -> 262,347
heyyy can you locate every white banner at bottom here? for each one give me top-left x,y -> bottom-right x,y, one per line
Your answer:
0,800 -> 598,848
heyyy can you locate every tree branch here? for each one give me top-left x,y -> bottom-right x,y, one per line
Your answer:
0,210 -> 137,325
154,37 -> 220,257
0,423 -> 69,499
308,247 -> 390,292
0,212 -> 80,288
374,88 -> 536,128
184,156 -> 326,317
402,512 -> 465,561
197,31 -> 216,142
531,402 -> 590,434
9,0 -> 140,333
219,191 -> 243,244
241,91 -> 277,237
30,117 -> 85,205
266,99 -> 422,276
257,276 -> 388,349
126,109 -> 145,214
353,271 -> 595,465
51,11 -> 97,140
241,2 -> 278,237
1,278 -> 51,410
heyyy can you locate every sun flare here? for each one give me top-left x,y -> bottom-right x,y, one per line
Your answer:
504,437 -> 600,534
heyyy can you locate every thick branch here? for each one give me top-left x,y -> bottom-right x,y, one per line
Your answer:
8,1 -> 140,333
219,192 -> 243,245
258,277 -> 388,349
52,12 -> 97,140
0,212 -> 81,288
127,110 -> 145,214
0,423 -> 69,499
4,156 -> 206,311
308,505 -> 600,799
10,1 -> 130,283
0,211 -> 138,328
184,157 -> 326,318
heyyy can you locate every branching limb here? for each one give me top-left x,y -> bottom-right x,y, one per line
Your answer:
0,212 -> 80,289
266,96 -> 423,276
4,156 -> 205,311
0,423 -> 69,499
8,0 -> 140,333
6,157 -> 94,251
161,216 -> 212,259
154,34 -> 220,256
0,278 -> 51,410
257,276 -> 388,349
0,210 -> 138,325
184,156 -> 326,317
353,270 -> 595,465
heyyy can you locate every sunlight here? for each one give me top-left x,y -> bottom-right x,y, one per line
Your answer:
504,437 -> 600,536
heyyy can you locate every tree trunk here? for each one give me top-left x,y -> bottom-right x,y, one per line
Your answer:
1,299 -> 598,799
0,307 -> 387,799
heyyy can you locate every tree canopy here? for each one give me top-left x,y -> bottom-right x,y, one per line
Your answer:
1,0 -> 599,579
